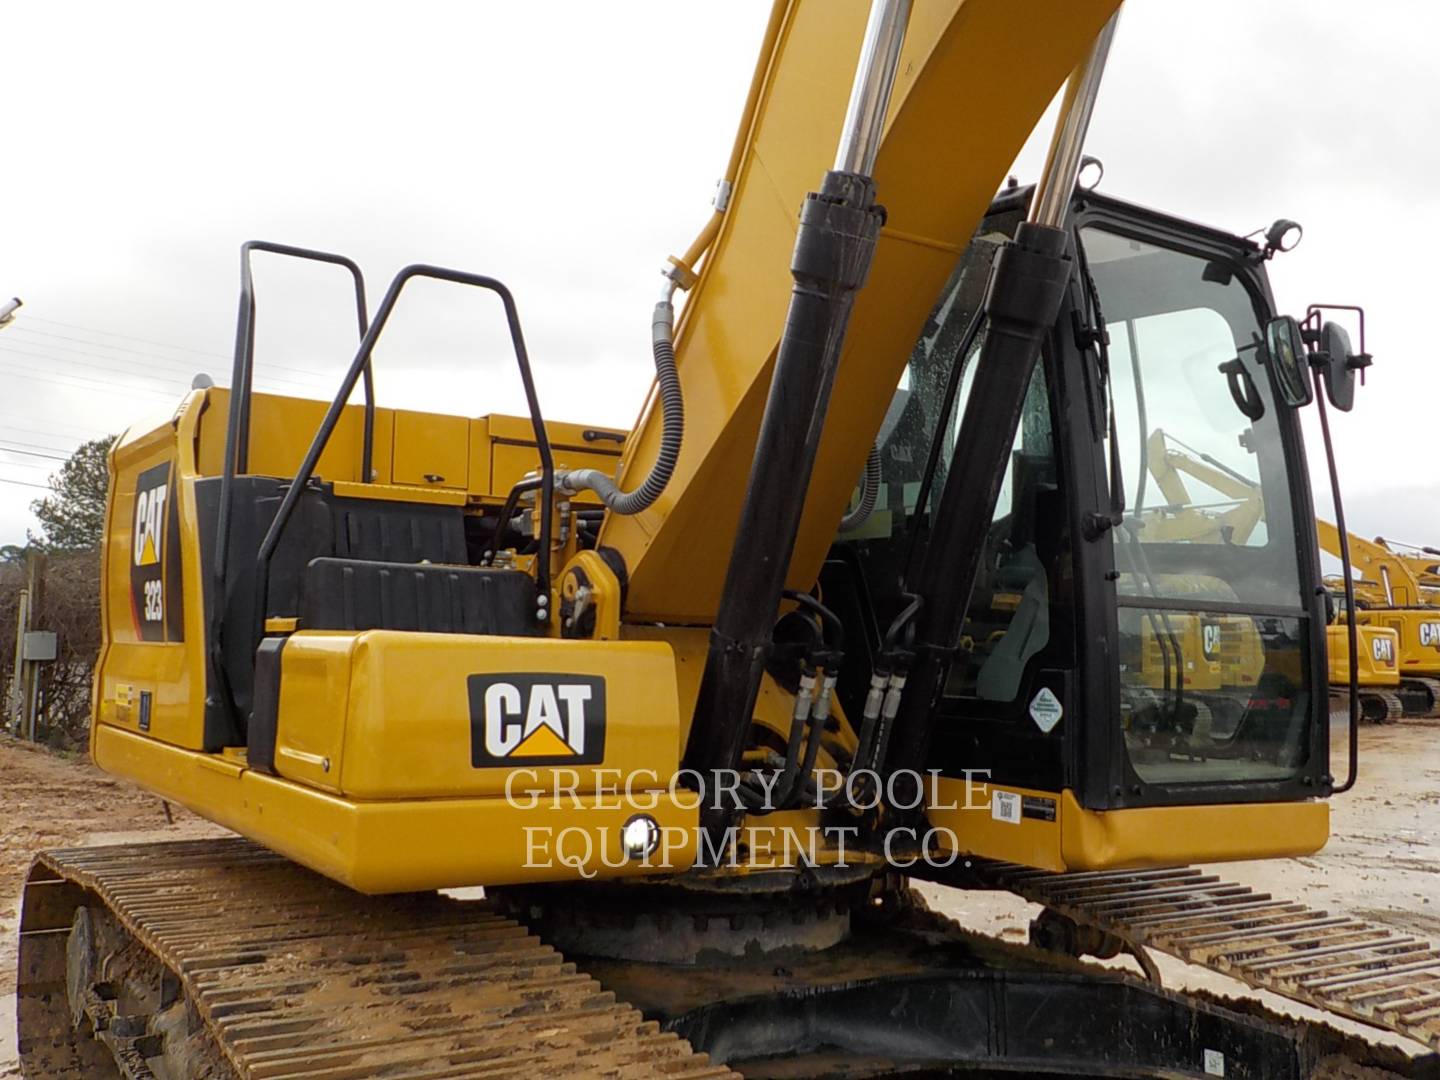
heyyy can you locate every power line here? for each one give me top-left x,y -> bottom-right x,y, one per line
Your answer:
0,476 -> 51,491
0,413 -> 109,440
0,348 -> 179,400
12,325 -> 221,366
23,314 -> 235,362
0,343 -> 183,396
10,326 -> 231,382
6,330 -> 334,396
2,336 -> 217,390
0,428 -> 83,451
0,429 -> 86,454
0,346 -> 327,407
18,315 -> 347,382
0,443 -> 69,462
0,424 -> 101,444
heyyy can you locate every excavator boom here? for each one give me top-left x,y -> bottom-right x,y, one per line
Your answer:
600,0 -> 1118,622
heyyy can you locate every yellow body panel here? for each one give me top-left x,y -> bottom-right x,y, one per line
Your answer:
196,389 -> 396,485
94,724 -> 697,893
392,410 -> 470,489
601,0 -> 1120,621
1328,624 -> 1401,687
99,396 -> 212,751
271,632 -> 682,800
100,383 -> 692,891
191,385 -> 620,502
927,782 -> 1328,872
1355,610 -> 1440,676
485,413 -> 623,506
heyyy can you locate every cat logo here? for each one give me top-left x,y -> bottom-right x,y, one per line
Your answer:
1372,635 -> 1396,665
133,481 -> 168,567
468,674 -> 606,767
1201,621 -> 1223,662
1421,622 -> 1440,650
129,462 -> 182,643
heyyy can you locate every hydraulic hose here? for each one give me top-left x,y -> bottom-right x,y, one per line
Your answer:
558,289 -> 683,515
839,443 -> 882,531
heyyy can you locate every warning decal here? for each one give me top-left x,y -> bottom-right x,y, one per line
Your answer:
1029,686 -> 1064,733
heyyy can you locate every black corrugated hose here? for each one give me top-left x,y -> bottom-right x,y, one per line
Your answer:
559,299 -> 683,515
839,443 -> 881,531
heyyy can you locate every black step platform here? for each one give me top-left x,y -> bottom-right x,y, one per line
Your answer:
301,557 -> 537,636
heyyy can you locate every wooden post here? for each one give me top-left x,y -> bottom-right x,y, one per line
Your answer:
17,550 -> 47,741
8,585 -> 27,735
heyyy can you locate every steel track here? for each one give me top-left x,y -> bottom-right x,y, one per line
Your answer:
17,838 -> 735,1079
981,859 -> 1440,1053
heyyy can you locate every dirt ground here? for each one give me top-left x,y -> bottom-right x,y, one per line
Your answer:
1,720 -> 1437,1075
0,737 -> 226,1077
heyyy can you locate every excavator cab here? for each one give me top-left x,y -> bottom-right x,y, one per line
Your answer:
831,188 -> 1338,870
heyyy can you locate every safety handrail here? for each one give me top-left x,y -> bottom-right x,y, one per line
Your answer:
249,264 -> 555,667
209,242 -> 371,735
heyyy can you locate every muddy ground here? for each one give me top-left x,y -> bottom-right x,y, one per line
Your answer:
0,738 -> 225,1077
1,721 -> 1437,1075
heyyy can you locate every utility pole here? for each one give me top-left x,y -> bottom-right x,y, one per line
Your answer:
9,549 -> 50,740
9,584 -> 28,735
23,550 -> 48,740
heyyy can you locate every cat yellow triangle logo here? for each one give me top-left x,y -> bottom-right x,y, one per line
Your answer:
510,724 -> 577,757
471,676 -> 605,767
137,532 -> 159,567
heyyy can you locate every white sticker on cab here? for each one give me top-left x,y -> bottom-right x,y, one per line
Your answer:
992,790 -> 1021,825
1029,687 -> 1064,733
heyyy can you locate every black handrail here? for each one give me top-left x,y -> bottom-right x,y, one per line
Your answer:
209,242 -> 370,735
249,264 -> 556,665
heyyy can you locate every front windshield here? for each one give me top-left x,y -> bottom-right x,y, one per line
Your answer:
1084,226 -> 1313,785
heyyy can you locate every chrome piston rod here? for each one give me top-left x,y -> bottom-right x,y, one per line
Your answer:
1028,8 -> 1122,229
834,0 -> 913,177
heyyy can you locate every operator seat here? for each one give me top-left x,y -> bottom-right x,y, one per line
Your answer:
976,544 -> 1049,701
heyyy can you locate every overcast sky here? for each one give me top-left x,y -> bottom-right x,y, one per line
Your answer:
1,0 -> 1435,553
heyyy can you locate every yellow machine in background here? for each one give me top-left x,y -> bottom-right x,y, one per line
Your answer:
18,3 -> 1405,1077
1129,437 -> 1416,722
1318,520 -> 1440,717
1327,622 -> 1403,721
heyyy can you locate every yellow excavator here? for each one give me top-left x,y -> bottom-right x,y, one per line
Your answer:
1129,435 -> 1405,722
1318,520 -> 1440,718
1374,537 -> 1440,596
17,2 -> 1435,1077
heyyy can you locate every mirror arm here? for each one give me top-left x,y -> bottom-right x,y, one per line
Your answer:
1312,360 -> 1359,795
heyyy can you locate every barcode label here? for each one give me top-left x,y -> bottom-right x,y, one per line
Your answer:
992,790 -> 1021,825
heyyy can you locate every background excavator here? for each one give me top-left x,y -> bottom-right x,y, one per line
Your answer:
1129,436 -> 1406,723
1318,521 -> 1440,719
15,2 -> 1436,1077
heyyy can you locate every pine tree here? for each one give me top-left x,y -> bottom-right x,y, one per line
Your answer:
29,436 -> 117,552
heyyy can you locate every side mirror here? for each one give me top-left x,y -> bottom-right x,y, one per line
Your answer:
1264,315 -> 1313,407
1318,321 -> 1360,412
1304,304 -> 1373,413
